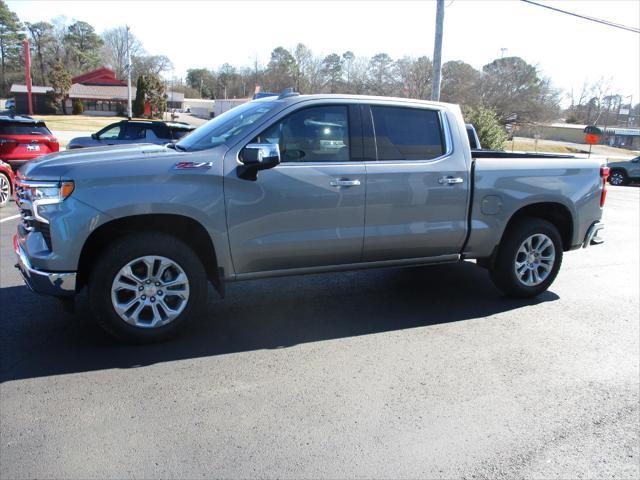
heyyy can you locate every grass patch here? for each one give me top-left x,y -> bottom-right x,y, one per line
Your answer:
504,139 -> 585,154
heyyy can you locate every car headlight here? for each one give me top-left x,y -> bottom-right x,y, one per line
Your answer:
16,179 -> 74,223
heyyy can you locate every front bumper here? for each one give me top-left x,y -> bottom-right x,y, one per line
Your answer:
13,234 -> 77,296
583,221 -> 604,248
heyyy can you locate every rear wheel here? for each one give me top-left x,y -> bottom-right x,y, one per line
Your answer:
88,232 -> 207,343
609,170 -> 628,186
490,217 -> 563,297
0,173 -> 11,207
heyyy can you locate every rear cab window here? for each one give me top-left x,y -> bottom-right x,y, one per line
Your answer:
370,105 -> 445,160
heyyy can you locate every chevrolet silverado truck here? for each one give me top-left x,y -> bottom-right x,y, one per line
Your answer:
14,92 -> 609,342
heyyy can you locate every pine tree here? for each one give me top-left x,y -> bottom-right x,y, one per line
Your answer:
49,60 -> 71,114
132,74 -> 146,117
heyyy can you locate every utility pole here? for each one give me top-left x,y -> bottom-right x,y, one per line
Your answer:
431,0 -> 445,101
500,47 -> 508,58
126,25 -> 132,119
23,39 -> 33,115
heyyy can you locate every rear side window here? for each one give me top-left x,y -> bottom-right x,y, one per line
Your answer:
122,124 -> 148,140
0,122 -> 51,135
170,128 -> 192,140
371,106 -> 444,160
152,124 -> 170,139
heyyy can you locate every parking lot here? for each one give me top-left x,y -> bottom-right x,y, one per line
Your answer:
0,186 -> 638,478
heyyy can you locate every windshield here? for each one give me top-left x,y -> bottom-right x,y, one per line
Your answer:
176,101 -> 277,151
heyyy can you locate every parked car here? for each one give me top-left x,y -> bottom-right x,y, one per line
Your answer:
607,156 -> 640,186
0,115 -> 59,169
14,92 -> 608,343
0,159 -> 14,207
4,98 -> 15,110
67,120 -> 196,149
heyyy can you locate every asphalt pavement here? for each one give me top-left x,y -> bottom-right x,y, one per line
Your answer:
0,187 -> 638,479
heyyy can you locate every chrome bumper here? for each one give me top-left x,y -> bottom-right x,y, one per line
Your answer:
13,235 -> 76,296
583,221 -> 604,248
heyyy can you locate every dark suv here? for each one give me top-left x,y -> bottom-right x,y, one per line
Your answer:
67,120 -> 195,149
0,115 -> 59,169
607,156 -> 640,186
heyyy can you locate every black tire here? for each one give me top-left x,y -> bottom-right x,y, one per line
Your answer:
88,232 -> 207,343
489,217 -> 563,298
0,172 -> 11,208
608,169 -> 629,186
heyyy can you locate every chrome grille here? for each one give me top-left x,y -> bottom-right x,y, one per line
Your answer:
15,180 -> 52,249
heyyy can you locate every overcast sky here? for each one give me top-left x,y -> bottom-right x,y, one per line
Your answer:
9,0 -> 640,105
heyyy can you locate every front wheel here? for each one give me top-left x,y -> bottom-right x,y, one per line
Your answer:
489,218 -> 563,298
88,233 -> 208,343
0,172 -> 11,207
609,170 -> 628,186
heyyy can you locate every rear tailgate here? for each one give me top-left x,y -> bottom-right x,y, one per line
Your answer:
0,120 -> 59,164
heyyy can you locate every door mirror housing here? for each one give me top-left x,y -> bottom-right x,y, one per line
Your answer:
91,133 -> 98,140
238,143 -> 281,180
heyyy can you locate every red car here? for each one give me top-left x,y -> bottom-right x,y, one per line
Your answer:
0,159 -> 14,208
0,115 -> 59,169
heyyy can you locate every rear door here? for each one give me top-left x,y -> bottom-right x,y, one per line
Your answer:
224,103 -> 366,274
362,104 -> 469,261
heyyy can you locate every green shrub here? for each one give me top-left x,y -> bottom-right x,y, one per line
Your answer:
463,105 -> 508,150
72,99 -> 84,115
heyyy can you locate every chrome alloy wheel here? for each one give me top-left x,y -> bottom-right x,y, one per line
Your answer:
609,171 -> 625,186
514,233 -> 555,287
110,255 -> 190,328
0,174 -> 9,205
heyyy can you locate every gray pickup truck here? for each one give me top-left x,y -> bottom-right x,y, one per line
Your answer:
14,92 -> 609,342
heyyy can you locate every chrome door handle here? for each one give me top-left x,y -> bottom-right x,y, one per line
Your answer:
330,179 -> 361,187
438,176 -> 464,185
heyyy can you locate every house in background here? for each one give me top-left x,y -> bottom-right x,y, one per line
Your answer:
10,67 -> 184,115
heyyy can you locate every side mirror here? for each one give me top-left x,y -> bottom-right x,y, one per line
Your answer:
91,133 -> 97,140
238,143 -> 281,181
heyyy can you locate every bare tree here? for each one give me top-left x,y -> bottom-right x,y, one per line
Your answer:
102,26 -> 143,79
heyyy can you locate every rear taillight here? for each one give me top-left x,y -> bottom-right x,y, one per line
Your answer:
47,138 -> 60,152
600,166 -> 610,207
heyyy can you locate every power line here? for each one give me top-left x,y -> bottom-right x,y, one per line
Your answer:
521,0 -> 640,34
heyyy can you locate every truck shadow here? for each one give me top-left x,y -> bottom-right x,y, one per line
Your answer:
0,262 -> 559,382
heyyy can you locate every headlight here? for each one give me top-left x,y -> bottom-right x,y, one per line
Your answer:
15,179 -> 74,223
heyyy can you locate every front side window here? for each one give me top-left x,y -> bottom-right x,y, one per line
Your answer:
252,105 -> 350,162
371,106 -> 444,160
98,124 -> 122,140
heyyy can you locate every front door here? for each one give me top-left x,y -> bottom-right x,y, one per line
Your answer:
363,104 -> 470,261
224,104 -> 366,274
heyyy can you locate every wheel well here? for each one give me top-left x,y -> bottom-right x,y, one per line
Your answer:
502,202 -> 574,251
77,214 -> 221,292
